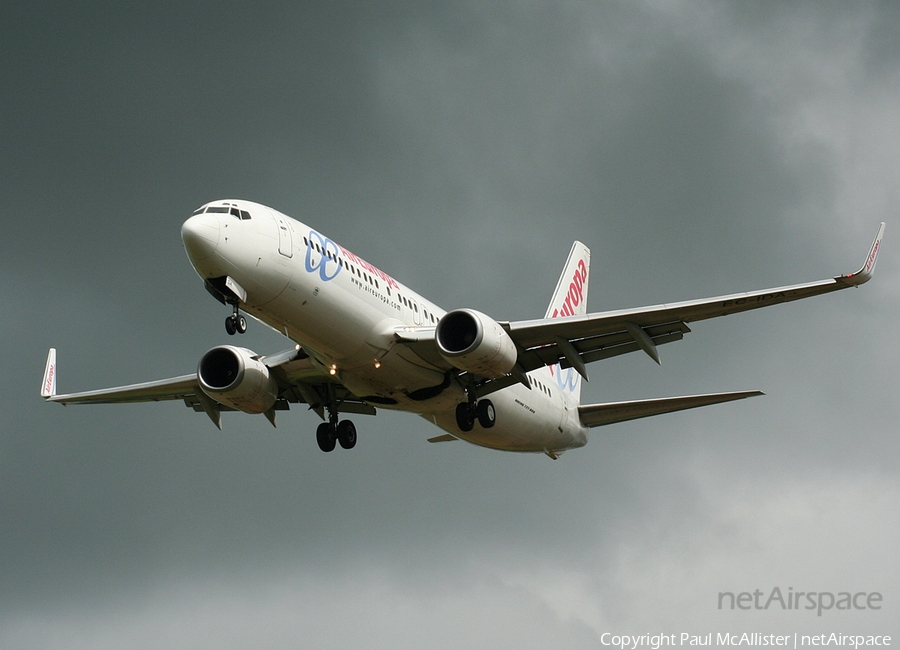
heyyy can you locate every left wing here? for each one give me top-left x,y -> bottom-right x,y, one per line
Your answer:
42,348 -> 199,404
40,347 -> 375,429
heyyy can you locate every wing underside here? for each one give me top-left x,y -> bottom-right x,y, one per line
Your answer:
41,347 -> 376,429
396,223 -> 885,392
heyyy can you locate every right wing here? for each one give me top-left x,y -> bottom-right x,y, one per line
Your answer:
393,223 -> 884,399
577,390 -> 764,428
507,222 -> 885,375
40,347 -> 375,429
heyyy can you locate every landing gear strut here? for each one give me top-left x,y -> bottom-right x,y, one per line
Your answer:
455,396 -> 495,432
225,302 -> 247,335
316,403 -> 357,452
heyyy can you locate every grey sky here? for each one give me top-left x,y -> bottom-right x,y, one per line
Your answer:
2,2 -> 898,647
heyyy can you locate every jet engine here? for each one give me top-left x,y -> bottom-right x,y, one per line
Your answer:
197,345 -> 278,414
435,309 -> 518,378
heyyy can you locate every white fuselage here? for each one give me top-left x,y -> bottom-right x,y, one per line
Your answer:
182,200 -> 588,454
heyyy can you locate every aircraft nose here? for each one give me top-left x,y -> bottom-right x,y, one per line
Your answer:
181,214 -> 220,263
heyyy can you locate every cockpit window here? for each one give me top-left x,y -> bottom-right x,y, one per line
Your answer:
192,204 -> 251,219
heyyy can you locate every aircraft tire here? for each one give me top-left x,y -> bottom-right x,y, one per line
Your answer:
236,315 -> 247,334
476,400 -> 496,429
316,422 -> 336,452
337,420 -> 357,449
225,316 -> 236,335
455,403 -> 475,432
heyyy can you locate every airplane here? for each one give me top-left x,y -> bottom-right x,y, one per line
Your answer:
40,200 -> 885,458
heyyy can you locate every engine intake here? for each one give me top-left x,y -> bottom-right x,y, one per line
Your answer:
198,345 -> 278,414
435,309 -> 518,378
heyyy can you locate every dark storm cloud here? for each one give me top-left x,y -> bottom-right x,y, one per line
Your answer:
2,2 -> 898,647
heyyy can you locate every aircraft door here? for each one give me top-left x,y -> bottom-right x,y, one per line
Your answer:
274,215 -> 292,258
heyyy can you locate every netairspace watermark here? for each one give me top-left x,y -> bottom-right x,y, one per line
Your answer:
599,633 -> 892,649
718,588 -> 882,617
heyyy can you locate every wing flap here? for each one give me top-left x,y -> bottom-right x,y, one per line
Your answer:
578,390 -> 764,428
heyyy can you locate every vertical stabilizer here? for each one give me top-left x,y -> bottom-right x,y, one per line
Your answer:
545,242 -> 590,403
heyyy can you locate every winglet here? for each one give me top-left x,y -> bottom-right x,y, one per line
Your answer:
41,348 -> 57,398
842,222 -> 885,285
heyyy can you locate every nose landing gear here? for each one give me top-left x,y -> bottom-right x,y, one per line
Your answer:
225,302 -> 247,335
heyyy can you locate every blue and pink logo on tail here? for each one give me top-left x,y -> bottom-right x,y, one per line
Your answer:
545,242 -> 591,397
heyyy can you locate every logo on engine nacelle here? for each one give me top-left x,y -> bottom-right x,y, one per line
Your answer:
305,230 -> 342,282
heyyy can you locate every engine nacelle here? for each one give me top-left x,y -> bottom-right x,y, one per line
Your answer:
197,345 -> 278,414
435,309 -> 518,378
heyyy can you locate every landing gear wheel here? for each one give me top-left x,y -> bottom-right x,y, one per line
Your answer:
236,315 -> 247,334
225,316 -> 236,335
316,422 -> 336,452
337,420 -> 357,449
455,403 -> 475,432
476,399 -> 496,429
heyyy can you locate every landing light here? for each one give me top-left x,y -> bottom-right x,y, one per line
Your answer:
373,360 -> 381,369
329,366 -> 337,376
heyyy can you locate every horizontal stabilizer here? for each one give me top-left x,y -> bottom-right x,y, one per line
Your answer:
427,433 -> 458,443
578,390 -> 764,428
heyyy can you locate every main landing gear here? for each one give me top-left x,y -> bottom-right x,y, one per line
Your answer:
316,414 -> 357,452
455,398 -> 496,432
225,302 -> 247,335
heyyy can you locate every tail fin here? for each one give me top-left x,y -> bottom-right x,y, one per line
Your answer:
545,241 -> 590,319
545,242 -> 591,403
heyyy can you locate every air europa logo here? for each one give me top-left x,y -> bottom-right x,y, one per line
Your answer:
551,258 -> 588,318
549,364 -> 580,392
305,230 -> 342,282
866,239 -> 880,272
338,245 -> 400,290
44,365 -> 55,395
